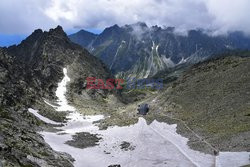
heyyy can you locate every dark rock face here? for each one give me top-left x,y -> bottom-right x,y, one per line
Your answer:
120,141 -> 135,151
0,26 -> 115,166
69,30 -> 98,49
108,165 -> 121,167
6,25 -> 113,101
0,108 -> 74,167
65,132 -> 102,149
69,23 -> 250,78
0,48 -> 37,107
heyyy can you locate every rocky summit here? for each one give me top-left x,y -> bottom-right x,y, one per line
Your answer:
0,26 -> 116,166
69,22 -> 250,78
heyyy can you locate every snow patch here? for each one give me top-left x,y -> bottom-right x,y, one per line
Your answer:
55,68 -> 76,112
28,108 -> 61,125
178,57 -> 188,64
29,67 -> 249,167
162,56 -> 175,67
216,152 -> 250,167
110,44 -> 123,70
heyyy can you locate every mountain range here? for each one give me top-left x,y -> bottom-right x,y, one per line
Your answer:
69,22 -> 250,78
0,24 -> 250,166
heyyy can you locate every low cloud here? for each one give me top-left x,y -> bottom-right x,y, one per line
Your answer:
0,0 -> 250,35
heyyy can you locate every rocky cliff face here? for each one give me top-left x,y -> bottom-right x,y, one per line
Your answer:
69,22 -> 250,78
0,26 -> 115,166
0,47 -> 36,107
7,26 -> 113,101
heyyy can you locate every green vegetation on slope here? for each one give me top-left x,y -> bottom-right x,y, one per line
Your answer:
150,54 -> 250,153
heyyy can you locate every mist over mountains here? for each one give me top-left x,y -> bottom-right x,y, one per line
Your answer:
69,22 -> 250,78
2,0 -> 250,36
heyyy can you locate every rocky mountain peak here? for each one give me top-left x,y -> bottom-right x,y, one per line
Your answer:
2,25 -> 114,106
47,25 -> 68,39
133,22 -> 148,28
69,29 -> 98,48
123,22 -> 149,32
16,28 -> 44,47
32,29 -> 43,35
78,29 -> 97,35
102,24 -> 121,34
6,26 -> 67,66
0,24 -> 117,166
151,25 -> 162,32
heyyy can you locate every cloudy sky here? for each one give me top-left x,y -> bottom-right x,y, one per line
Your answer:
0,0 -> 250,46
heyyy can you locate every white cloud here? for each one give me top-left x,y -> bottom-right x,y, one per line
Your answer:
206,0 -> 250,34
0,0 -> 53,34
0,0 -> 250,35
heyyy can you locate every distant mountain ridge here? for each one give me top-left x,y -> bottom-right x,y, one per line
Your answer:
69,22 -> 250,78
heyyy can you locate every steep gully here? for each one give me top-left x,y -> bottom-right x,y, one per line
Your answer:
28,68 -> 249,167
